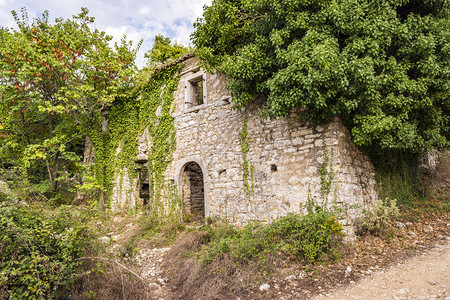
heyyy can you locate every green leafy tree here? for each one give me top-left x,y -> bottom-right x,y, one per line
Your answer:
192,0 -> 449,157
0,8 -> 139,197
144,34 -> 190,67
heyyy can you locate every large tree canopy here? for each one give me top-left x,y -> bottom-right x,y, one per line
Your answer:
0,8 -> 139,196
192,0 -> 449,156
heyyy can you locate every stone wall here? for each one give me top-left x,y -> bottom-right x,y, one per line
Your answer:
163,57 -> 379,232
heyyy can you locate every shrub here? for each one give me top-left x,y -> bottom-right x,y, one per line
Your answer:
0,199 -> 95,299
199,208 -> 344,265
266,210 -> 343,262
356,198 -> 399,236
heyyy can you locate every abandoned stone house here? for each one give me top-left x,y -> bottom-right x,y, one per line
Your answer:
107,54 -> 378,233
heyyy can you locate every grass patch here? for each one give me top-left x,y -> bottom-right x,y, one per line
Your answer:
375,158 -> 424,207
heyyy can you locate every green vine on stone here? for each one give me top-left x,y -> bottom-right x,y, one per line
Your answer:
84,63 -> 181,211
86,94 -> 140,208
139,64 -> 180,213
320,139 -> 334,204
240,116 -> 254,198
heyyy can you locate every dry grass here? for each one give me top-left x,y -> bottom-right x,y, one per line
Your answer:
70,256 -> 151,300
164,230 -> 282,300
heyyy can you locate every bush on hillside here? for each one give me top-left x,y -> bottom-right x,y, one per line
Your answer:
0,197 -> 95,299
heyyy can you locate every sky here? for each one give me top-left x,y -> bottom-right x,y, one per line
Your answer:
0,0 -> 212,67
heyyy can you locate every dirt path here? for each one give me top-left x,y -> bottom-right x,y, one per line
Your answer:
314,241 -> 449,300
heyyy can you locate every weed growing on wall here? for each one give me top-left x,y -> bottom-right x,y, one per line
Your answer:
305,139 -> 339,215
319,140 -> 334,204
240,116 -> 254,198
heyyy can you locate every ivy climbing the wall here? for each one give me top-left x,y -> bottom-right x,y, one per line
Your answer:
320,140 -> 334,205
139,64 -> 181,214
87,94 -> 140,208
85,63 -> 181,210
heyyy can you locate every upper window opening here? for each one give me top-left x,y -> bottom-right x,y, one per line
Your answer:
185,71 -> 206,110
191,78 -> 204,105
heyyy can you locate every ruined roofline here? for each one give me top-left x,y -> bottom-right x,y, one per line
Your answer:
153,52 -> 196,72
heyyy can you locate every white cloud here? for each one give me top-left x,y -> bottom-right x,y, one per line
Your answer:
0,0 -> 211,67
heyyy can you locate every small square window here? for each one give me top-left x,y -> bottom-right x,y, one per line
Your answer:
185,71 -> 206,109
191,78 -> 204,106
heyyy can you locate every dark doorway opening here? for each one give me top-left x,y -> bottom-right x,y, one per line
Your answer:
182,162 -> 205,221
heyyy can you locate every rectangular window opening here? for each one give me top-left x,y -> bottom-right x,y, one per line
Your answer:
185,70 -> 206,110
191,79 -> 204,106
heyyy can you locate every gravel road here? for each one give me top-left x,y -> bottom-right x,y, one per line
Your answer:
315,241 -> 449,300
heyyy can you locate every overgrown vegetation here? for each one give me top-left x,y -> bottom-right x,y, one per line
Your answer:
138,64 -> 181,215
0,8 -> 188,295
0,173 -> 154,299
200,210 -> 343,265
79,39 -> 183,209
86,95 -> 140,208
193,0 -> 449,160
0,195 -> 95,298
191,0 -> 449,222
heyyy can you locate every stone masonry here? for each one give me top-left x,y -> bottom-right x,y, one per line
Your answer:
168,57 -> 377,233
113,56 -> 378,233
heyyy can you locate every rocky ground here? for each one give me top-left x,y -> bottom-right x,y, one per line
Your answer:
135,247 -> 173,299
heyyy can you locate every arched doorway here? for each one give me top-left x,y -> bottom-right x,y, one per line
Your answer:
181,161 -> 205,221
